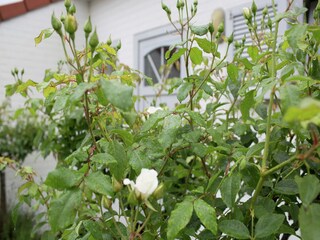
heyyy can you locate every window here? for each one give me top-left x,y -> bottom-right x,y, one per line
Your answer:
134,24 -> 185,110
226,0 -> 303,57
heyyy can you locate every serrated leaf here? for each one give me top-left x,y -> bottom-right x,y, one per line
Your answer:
195,38 -> 214,53
190,24 -> 209,36
220,173 -> 241,208
240,90 -> 255,121
177,82 -> 193,102
107,141 -> 129,181
280,84 -> 300,111
85,171 -> 113,197
90,153 -> 117,165
219,220 -> 250,239
98,79 -> 133,111
167,198 -> 194,240
129,150 -> 151,173
295,175 -> 320,206
194,199 -> 217,235
44,168 -> 83,190
141,110 -> 169,132
255,213 -> 285,238
167,48 -> 187,65
53,94 -> 69,112
83,220 -> 103,239
274,179 -> 299,195
299,203 -> 320,240
190,47 -> 203,65
246,142 -> 265,159
48,190 -> 82,232
111,129 -> 133,146
227,63 -> 238,82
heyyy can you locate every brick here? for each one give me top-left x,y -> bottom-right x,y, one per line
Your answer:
0,2 -> 27,20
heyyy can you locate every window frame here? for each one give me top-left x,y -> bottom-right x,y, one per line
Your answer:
134,24 -> 185,110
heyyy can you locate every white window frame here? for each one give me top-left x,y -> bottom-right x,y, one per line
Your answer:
134,24 -> 185,110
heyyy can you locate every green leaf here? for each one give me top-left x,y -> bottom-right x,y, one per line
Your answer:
284,98 -> 320,124
85,171 -> 113,197
280,84 -> 300,111
49,189 -> 82,232
299,203 -> 320,240
274,179 -> 299,195
190,47 -> 203,65
246,142 -> 265,159
220,173 -> 241,208
190,24 -> 209,36
83,220 -> 104,239
167,48 -> 187,65
69,83 -> 94,103
227,63 -> 238,82
194,199 -> 217,235
285,24 -> 307,51
44,168 -> 83,190
99,79 -> 133,111
247,45 -> 259,62
167,197 -> 194,240
53,94 -> 69,112
240,90 -> 255,121
255,214 -> 285,238
177,82 -> 193,102
34,28 -> 54,46
141,110 -> 169,132
219,220 -> 250,239
111,129 -> 133,146
129,150 -> 151,174
90,153 -> 117,165
295,175 -> 320,206
107,141 -> 129,181
195,38 -> 214,53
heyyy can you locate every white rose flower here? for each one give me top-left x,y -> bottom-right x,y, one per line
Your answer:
146,106 -> 162,114
123,168 -> 159,201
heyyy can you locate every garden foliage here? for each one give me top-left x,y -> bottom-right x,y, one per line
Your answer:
1,0 -> 320,239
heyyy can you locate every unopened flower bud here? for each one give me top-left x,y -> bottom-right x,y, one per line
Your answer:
21,69 -> 24,76
316,1 -> 320,12
64,0 -> 71,9
194,0 -> 198,6
116,40 -> 121,50
179,0 -> 184,8
84,17 -> 92,38
243,7 -> 252,21
107,35 -> 112,46
153,183 -> 164,199
127,190 -> 138,205
262,6 -> 268,16
218,22 -> 224,33
112,177 -> 123,192
208,22 -> 214,34
68,4 -> 76,15
60,14 -> 65,23
235,41 -> 241,48
102,196 -> 112,209
228,32 -> 234,44
14,67 -> 18,75
251,1 -> 257,16
89,28 -> 99,50
51,13 -> 62,35
64,14 -> 78,34
176,0 -> 181,9
267,16 -> 272,30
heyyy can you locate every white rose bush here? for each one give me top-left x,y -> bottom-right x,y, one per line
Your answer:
2,0 -> 320,239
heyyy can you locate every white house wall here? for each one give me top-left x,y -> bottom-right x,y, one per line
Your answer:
89,0 -> 251,68
0,0 -> 89,107
1,0 -> 90,208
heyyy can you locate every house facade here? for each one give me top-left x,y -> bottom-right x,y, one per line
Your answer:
0,0 -> 312,207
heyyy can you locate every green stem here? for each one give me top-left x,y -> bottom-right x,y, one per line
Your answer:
261,19 -> 279,170
136,210 -> 152,235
